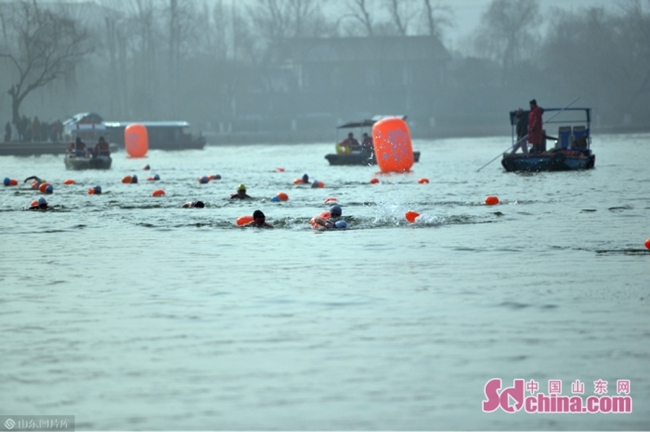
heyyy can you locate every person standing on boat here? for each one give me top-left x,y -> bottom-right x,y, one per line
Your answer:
93,136 -> 111,157
528,99 -> 545,153
510,108 -> 529,155
361,133 -> 373,153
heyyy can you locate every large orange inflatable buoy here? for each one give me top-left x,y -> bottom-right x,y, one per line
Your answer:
125,123 -> 148,158
236,215 -> 253,226
372,117 -> 414,173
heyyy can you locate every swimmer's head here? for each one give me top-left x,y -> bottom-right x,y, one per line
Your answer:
153,174 -> 160,180
330,205 -> 342,218
37,197 -> 47,208
302,174 -> 309,182
195,201 -> 205,208
253,209 -> 265,222
93,185 -> 102,194
237,184 -> 246,192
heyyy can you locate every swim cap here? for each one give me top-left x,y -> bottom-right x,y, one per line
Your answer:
253,210 -> 264,219
45,184 -> 53,193
214,174 -> 221,180
238,184 -> 246,191
3,177 -> 9,186
153,174 -> 160,180
131,174 -> 138,183
38,197 -> 47,205
334,220 -> 347,229
93,185 -> 102,194
330,205 -> 342,216
200,176 -> 209,184
195,201 -> 205,208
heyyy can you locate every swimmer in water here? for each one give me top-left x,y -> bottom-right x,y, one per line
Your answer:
230,184 -> 252,199
312,205 -> 344,229
24,175 -> 46,188
300,173 -> 309,184
182,201 -> 205,208
27,197 -> 51,211
242,209 -> 273,228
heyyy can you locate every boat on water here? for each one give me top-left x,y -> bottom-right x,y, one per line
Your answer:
325,116 -> 421,166
103,121 -> 206,150
64,154 -> 112,170
501,107 -> 595,172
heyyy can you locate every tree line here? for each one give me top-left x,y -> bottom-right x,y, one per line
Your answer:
0,0 -> 648,138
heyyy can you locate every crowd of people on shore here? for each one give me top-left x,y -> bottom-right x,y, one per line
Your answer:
3,116 -> 64,143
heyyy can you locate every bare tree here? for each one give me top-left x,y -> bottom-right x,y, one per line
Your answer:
247,0 -> 330,42
345,0 -> 375,36
420,0 -> 453,39
384,0 -> 417,36
473,0 -> 541,70
0,0 -> 93,123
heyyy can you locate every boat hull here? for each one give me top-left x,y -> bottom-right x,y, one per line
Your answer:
501,150 -> 595,172
325,151 -> 421,166
65,155 -> 112,170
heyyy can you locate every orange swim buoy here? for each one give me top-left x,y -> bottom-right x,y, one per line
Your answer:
30,200 -> 38,207
485,196 -> 499,205
152,189 -> 165,197
418,178 -> 429,184
236,215 -> 253,226
38,183 -> 52,193
315,181 -> 324,188
293,178 -> 303,185
277,192 -> 289,201
121,175 -> 132,184
370,178 -> 379,184
405,210 -> 420,223
275,167 -> 285,172
324,197 -> 338,204
63,179 -> 75,185
9,179 -> 18,186
88,188 -> 95,195
310,211 -> 331,228
645,238 -> 650,250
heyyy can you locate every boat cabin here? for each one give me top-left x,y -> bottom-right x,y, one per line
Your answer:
103,121 -> 204,150
63,112 -> 107,144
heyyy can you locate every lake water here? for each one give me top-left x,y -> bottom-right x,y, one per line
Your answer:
1,135 -> 649,430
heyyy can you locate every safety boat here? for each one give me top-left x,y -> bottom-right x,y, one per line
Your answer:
325,116 -> 420,166
64,153 -> 112,170
501,107 -> 595,172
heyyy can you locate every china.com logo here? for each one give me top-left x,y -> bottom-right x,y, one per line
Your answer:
482,378 -> 632,414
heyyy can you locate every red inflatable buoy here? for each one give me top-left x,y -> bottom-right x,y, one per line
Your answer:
485,196 -> 499,205
418,178 -> 429,184
405,210 -> 420,223
152,189 -> 165,197
236,215 -> 253,226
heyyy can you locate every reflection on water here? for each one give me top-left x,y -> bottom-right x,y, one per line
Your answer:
1,135 -> 649,430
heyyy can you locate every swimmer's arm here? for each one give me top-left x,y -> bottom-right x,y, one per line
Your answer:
313,217 -> 333,228
24,176 -> 40,183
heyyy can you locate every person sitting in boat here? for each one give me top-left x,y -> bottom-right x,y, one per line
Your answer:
28,197 -> 51,211
93,136 -> 111,157
230,184 -> 252,199
312,205 -> 343,229
68,137 -> 88,157
528,99 -> 545,153
510,108 -> 529,155
182,200 -> 205,208
343,132 -> 361,152
241,209 -> 273,228
361,133 -> 373,153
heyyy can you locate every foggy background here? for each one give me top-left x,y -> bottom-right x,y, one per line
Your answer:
1,0 -> 648,143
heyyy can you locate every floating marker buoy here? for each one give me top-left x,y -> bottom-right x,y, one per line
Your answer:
645,238 -> 650,250
30,200 -> 38,207
236,215 -> 253,226
372,117 -> 414,173
314,181 -> 324,188
152,189 -> 165,197
38,183 -> 51,193
199,176 -> 209,184
275,167 -> 285,172
125,123 -> 148,158
293,178 -> 303,185
63,179 -> 75,185
87,188 -> 94,195
324,197 -> 338,204
418,178 -> 429,184
485,196 -> 499,205
370,178 -> 379,184
277,192 -> 289,201
147,177 -> 154,181
405,210 -> 420,223
270,196 -> 280,202
122,175 -> 132,184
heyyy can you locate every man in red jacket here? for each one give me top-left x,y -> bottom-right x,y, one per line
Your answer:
528,99 -> 545,153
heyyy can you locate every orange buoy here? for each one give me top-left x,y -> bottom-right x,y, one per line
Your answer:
87,188 -> 94,195
293,178 -> 303,184
30,200 -> 38,207
63,179 -> 75,185
125,123 -> 148,158
9,179 -> 18,186
121,175 -> 132,184
372,117 -> 414,173
405,210 -> 420,223
370,177 -> 379,184
275,167 -> 285,172
418,178 -> 429,184
236,215 -> 253,226
316,181 -> 324,188
485,196 -> 499,205
152,189 -> 165,197
645,238 -> 650,250
277,192 -> 289,201
324,197 -> 338,204
38,183 -> 51,193
310,211 -> 331,228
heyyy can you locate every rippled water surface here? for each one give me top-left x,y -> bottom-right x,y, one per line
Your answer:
1,135 -> 649,430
